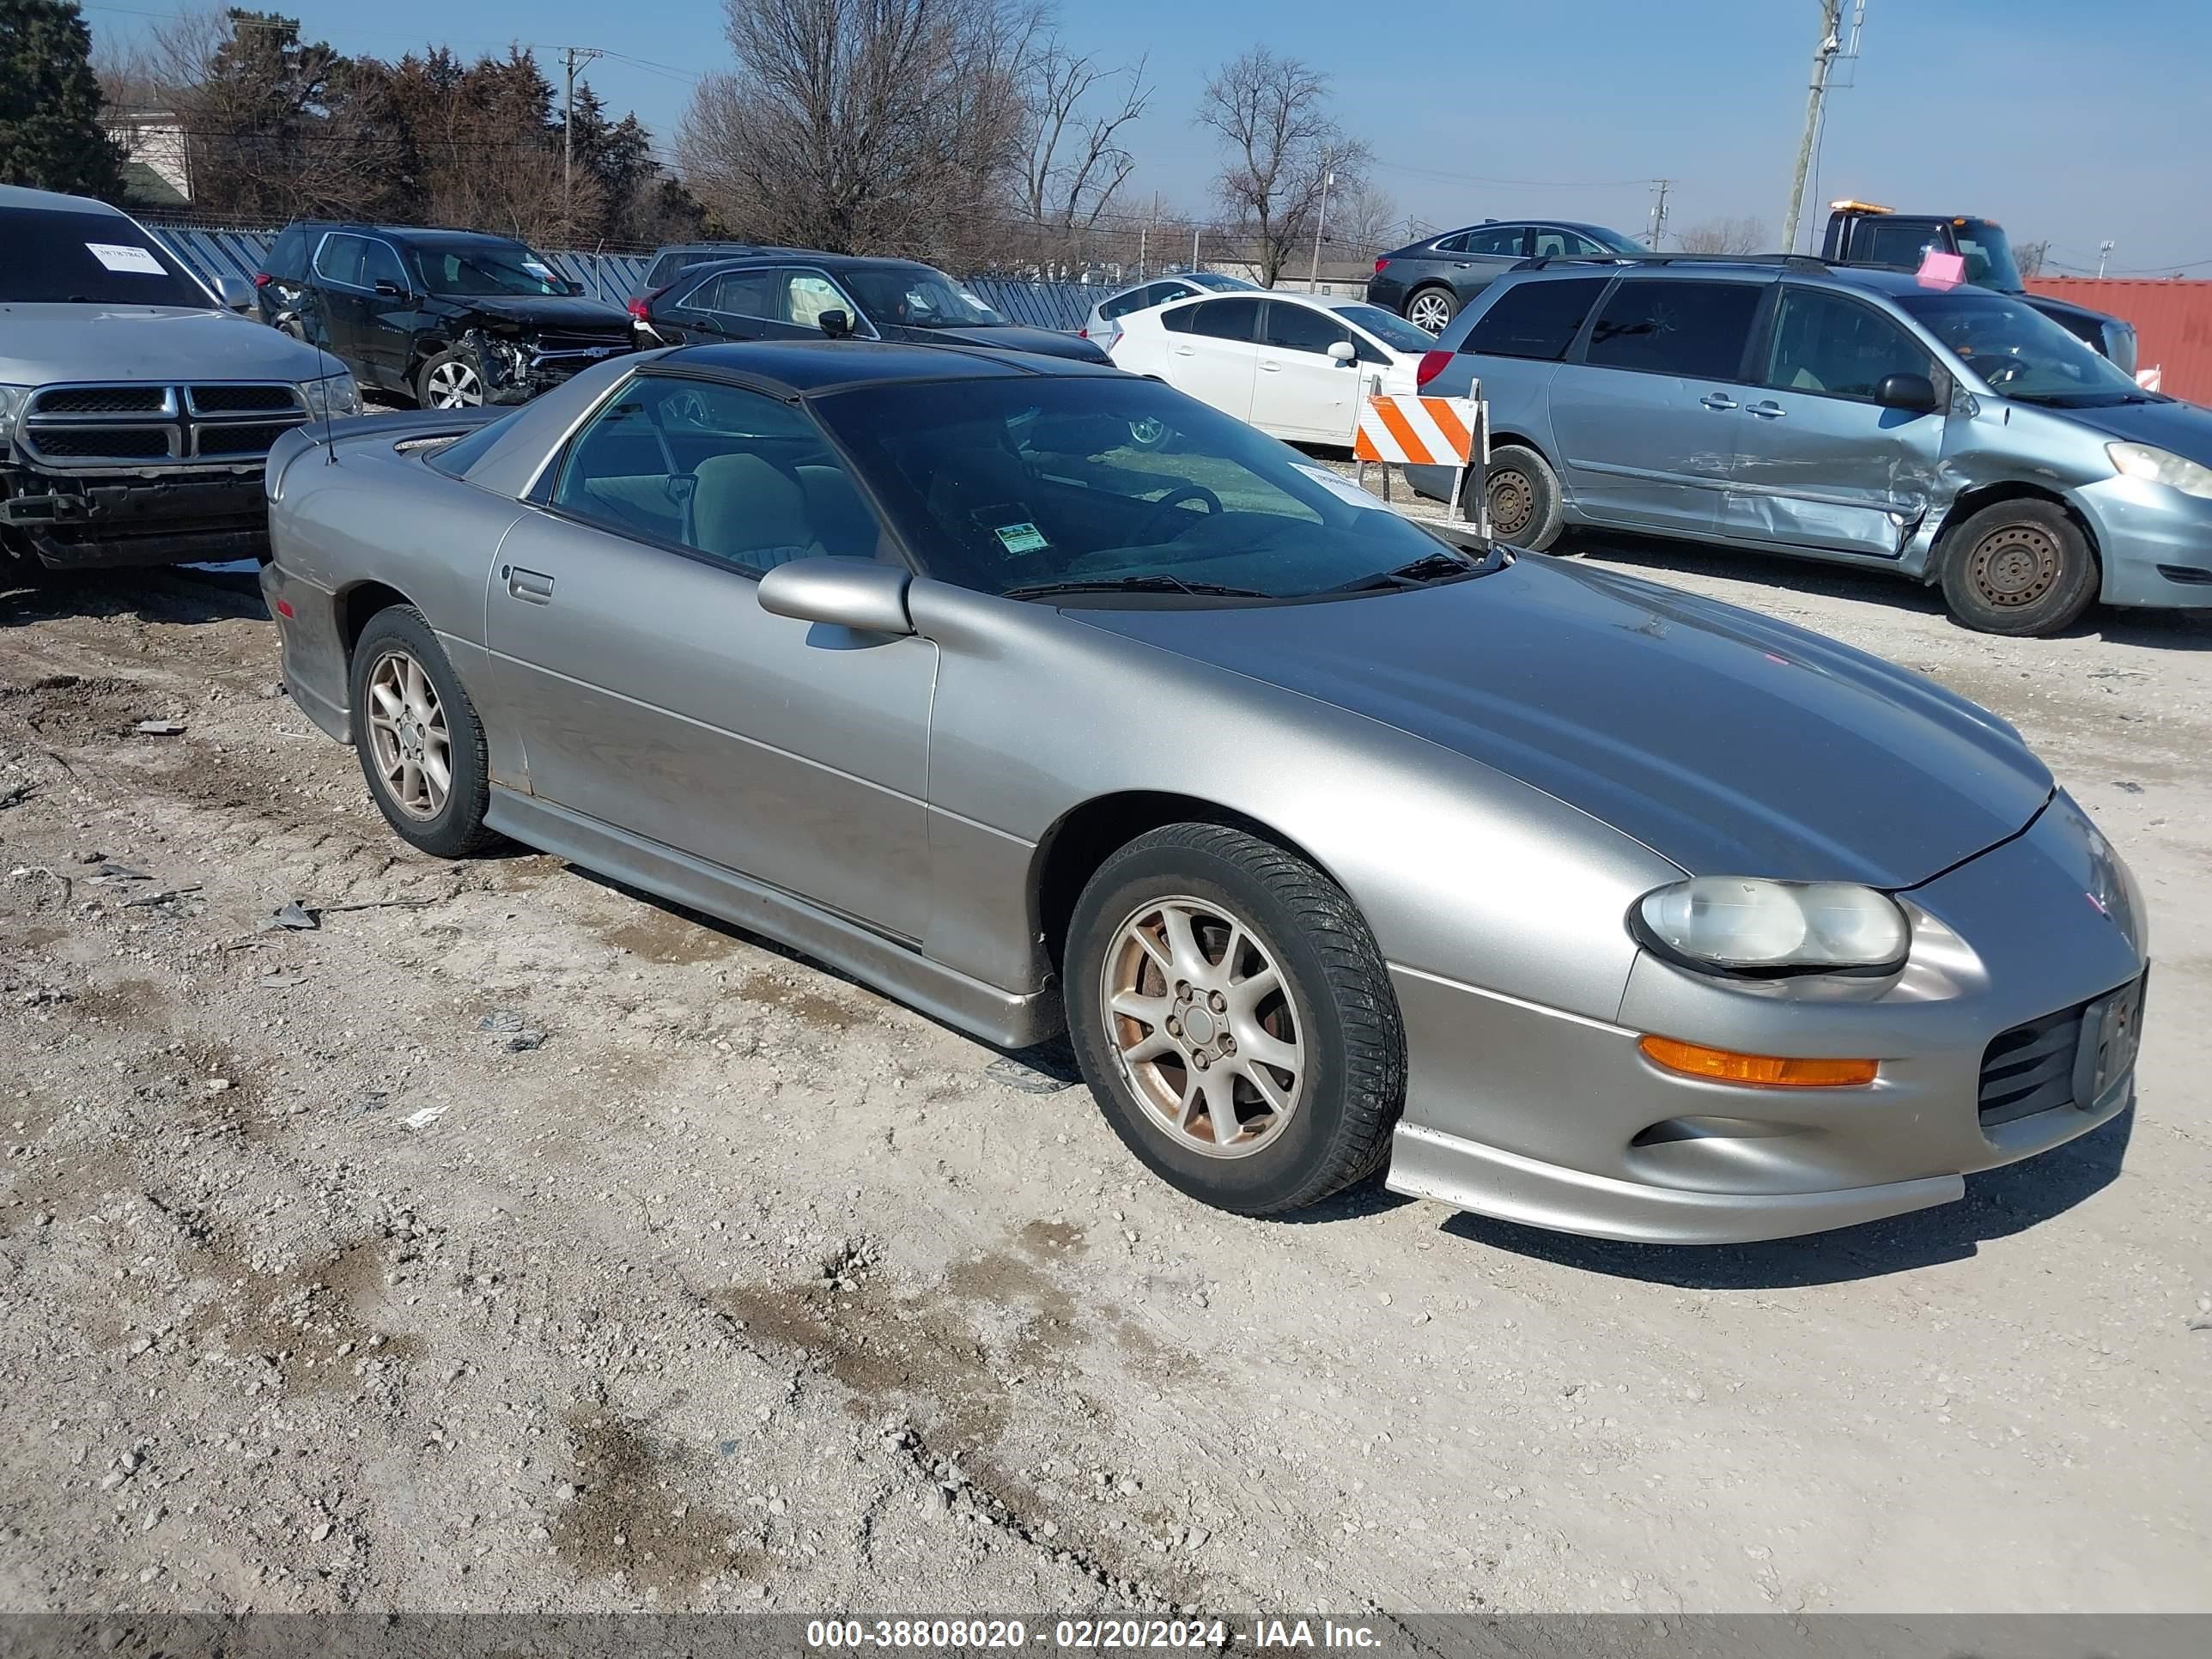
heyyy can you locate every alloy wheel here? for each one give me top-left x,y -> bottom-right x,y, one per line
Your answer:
1967,522 -> 2061,609
1407,291 -> 1453,334
425,360 -> 483,409
364,649 -> 452,820
1100,896 -> 1305,1159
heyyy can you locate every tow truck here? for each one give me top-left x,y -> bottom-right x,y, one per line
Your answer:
1821,200 -> 2137,374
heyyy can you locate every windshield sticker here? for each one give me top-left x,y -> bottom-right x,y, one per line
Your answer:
86,242 -> 166,275
522,261 -> 555,280
993,521 -> 1050,556
1291,462 -> 1389,511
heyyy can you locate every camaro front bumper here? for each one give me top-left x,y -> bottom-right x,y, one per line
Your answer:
1383,797 -> 2148,1244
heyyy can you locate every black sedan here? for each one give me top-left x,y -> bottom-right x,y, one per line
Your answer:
1368,219 -> 1646,334
630,252 -> 1109,363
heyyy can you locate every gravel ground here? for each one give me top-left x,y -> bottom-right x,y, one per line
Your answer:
1,522 -> 2208,1616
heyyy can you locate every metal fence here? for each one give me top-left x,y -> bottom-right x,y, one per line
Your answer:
143,223 -> 1096,331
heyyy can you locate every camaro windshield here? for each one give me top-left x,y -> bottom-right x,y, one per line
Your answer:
412,242 -> 570,297
0,208 -> 207,307
843,267 -> 1004,329
1898,292 -> 2147,405
812,376 -> 1482,601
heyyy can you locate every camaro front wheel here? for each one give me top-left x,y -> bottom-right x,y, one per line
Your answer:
1066,823 -> 1406,1216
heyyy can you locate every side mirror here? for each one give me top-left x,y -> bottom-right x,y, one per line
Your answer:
373,278 -> 407,300
563,278 -> 586,296
1876,372 -> 1940,413
214,274 -> 254,312
1328,340 -> 1357,365
817,308 -> 854,340
757,558 -> 913,635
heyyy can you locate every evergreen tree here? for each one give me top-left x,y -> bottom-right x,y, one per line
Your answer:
0,0 -> 125,198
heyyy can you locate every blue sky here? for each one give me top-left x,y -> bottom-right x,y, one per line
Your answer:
84,0 -> 2212,271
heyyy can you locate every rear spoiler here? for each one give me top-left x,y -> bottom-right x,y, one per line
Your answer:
265,406 -> 505,502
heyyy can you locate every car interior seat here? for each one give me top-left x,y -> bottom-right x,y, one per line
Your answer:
690,453 -> 820,571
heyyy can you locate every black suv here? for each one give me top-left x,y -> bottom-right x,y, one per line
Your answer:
1368,220 -> 1647,334
256,222 -> 635,407
634,252 -> 1109,363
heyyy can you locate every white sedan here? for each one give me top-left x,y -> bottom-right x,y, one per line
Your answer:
1108,290 -> 1435,445
1081,270 -> 1258,352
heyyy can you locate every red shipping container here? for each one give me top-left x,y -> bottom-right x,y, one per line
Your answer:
2027,276 -> 2212,405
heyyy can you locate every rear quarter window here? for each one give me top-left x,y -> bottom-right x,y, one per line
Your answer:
1462,277 -> 1612,360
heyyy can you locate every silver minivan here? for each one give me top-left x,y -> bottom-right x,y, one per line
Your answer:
1406,256 -> 2212,636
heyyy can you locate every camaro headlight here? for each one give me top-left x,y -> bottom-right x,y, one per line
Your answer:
1632,878 -> 1910,976
299,374 -> 363,420
2108,441 -> 2212,501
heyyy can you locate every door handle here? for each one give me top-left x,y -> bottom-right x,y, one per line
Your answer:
504,564 -> 555,605
1259,359 -> 1282,372
1699,393 -> 1739,410
1746,400 -> 1787,418
1172,344 -> 1196,356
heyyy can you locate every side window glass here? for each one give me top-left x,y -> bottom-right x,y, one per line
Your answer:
1261,302 -> 1352,356
1432,234 -> 1468,255
700,270 -> 775,318
1189,297 -> 1261,342
313,234 -> 367,287
783,272 -> 850,331
1466,276 -> 1610,361
1765,288 -> 1931,400
1584,279 -> 1761,378
552,377 -> 880,575
362,241 -> 408,292
1857,222 -> 1937,269
1161,303 -> 1198,334
1530,229 -> 1571,259
1465,226 -> 1528,257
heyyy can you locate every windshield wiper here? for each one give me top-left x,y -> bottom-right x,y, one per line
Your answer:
1001,574 -> 1270,601
1319,549 -> 1484,593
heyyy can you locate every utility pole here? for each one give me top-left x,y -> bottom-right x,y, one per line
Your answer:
1647,179 -> 1674,249
2097,240 -> 2114,276
1780,0 -> 1844,255
1309,162 -> 1335,293
561,46 -> 605,227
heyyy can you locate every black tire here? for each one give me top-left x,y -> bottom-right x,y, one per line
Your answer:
348,605 -> 500,858
1405,285 -> 1459,335
1064,823 -> 1406,1217
1472,442 -> 1566,550
416,348 -> 485,410
1938,499 -> 2099,637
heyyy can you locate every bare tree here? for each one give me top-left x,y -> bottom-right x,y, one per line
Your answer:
1674,215 -> 1768,254
1332,178 -> 1398,257
678,0 -> 1034,262
1195,48 -> 1370,288
1018,40 -> 1148,244
2014,238 -> 2051,279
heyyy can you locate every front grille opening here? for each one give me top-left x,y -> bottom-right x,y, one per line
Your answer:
33,386 -> 168,416
1978,1004 -> 2082,1126
28,428 -> 172,460
189,384 -> 300,414
195,420 -> 301,457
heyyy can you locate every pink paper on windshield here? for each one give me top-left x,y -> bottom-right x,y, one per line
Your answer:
1917,249 -> 1966,289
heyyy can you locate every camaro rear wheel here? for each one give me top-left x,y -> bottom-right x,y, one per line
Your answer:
1472,443 -> 1565,550
1938,500 -> 2099,637
349,606 -> 499,858
1405,286 -> 1458,334
417,349 -> 484,410
1066,823 -> 1406,1216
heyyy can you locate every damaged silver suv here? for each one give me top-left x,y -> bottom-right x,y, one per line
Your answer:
0,184 -> 360,572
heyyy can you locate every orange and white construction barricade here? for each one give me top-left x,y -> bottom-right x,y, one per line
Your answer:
1352,385 -> 1491,543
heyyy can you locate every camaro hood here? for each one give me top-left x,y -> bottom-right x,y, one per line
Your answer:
2037,393 -> 2212,459
0,304 -> 333,383
906,323 -> 1104,362
1072,556 -> 2053,888
447,295 -> 632,331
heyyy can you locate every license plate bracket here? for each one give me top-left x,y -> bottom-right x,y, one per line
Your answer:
2071,969 -> 2147,1110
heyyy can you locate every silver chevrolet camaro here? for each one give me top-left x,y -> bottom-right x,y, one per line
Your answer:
259,340 -> 2149,1243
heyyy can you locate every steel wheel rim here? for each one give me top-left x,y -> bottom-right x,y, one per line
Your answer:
426,361 -> 483,409
1100,896 -> 1305,1160
365,649 -> 452,820
1487,467 -> 1535,538
1969,523 -> 2061,608
1408,293 -> 1451,333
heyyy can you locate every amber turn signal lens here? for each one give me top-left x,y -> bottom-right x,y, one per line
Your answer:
1638,1036 -> 1877,1088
